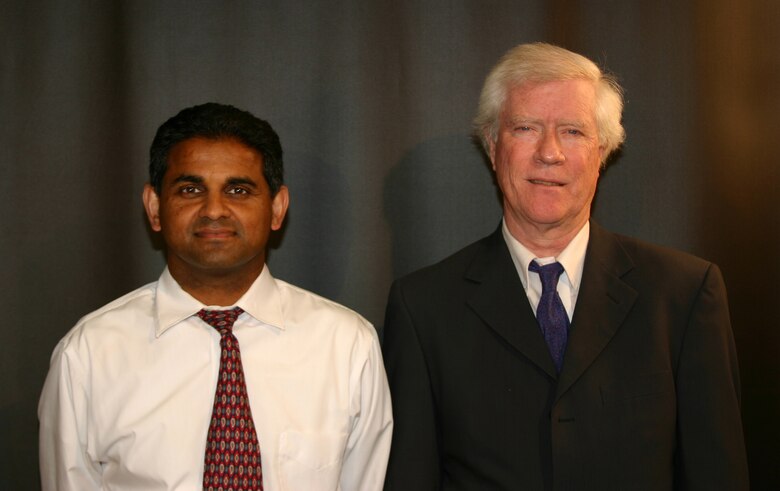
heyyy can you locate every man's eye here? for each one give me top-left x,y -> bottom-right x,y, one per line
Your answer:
180,185 -> 201,194
227,187 -> 249,195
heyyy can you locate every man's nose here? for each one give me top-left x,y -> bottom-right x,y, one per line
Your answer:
536,131 -> 565,165
200,192 -> 230,219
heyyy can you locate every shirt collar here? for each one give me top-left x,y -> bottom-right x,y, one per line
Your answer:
502,219 -> 590,291
153,265 -> 285,337
234,265 -> 285,331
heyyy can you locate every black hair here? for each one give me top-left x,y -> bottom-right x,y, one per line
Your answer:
149,103 -> 284,195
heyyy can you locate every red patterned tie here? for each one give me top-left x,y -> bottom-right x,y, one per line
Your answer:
197,307 -> 263,491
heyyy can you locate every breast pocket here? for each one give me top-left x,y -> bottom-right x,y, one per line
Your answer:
278,430 -> 348,491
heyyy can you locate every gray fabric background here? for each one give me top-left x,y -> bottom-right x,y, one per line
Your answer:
2,1 -> 778,488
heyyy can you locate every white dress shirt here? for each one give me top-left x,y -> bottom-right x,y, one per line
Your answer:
502,219 -> 590,321
38,266 -> 393,491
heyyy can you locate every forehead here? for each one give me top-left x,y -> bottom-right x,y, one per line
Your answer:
502,79 -> 598,123
165,137 -> 264,177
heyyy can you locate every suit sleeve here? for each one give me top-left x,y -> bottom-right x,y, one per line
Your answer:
674,263 -> 749,490
382,280 -> 441,490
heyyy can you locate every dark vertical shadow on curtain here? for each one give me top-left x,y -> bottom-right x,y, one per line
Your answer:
693,1 -> 780,487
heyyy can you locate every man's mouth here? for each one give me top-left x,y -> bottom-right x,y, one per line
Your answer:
528,179 -> 563,187
195,229 -> 236,238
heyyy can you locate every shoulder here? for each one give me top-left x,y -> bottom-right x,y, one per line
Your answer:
592,225 -> 723,295
56,281 -> 157,349
383,230 -> 510,323
394,232 -> 499,291
612,232 -> 714,276
77,281 -> 157,325
274,278 -> 377,339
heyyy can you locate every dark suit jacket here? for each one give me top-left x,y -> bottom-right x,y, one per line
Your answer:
382,222 -> 748,491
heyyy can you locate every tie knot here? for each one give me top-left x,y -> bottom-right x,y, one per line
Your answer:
528,261 -> 565,292
197,307 -> 244,334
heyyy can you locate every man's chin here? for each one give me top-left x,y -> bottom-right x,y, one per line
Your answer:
167,253 -> 265,278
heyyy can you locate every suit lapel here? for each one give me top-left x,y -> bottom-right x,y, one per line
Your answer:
465,228 -> 558,379
555,222 -> 638,401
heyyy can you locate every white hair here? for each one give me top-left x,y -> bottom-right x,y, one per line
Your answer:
473,43 -> 625,165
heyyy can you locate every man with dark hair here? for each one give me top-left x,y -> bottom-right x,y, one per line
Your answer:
39,103 -> 392,491
382,43 -> 748,490
148,103 -> 285,197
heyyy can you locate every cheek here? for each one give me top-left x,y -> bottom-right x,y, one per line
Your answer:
241,208 -> 272,232
493,164 -> 514,191
577,166 -> 601,197
160,205 -> 185,224
159,204 -> 197,234
497,142 -> 533,169
497,158 -> 527,187
244,222 -> 271,249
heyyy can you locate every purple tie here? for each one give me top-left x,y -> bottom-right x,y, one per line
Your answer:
528,261 -> 569,372
197,307 -> 264,491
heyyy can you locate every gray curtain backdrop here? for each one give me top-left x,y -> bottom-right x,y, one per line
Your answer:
2,1 -> 778,489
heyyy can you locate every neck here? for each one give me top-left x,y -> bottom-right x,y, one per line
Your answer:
505,216 -> 588,258
168,263 -> 264,306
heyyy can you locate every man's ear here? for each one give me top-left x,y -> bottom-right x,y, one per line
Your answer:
599,145 -> 607,171
270,185 -> 290,231
142,184 -> 162,232
485,133 -> 497,171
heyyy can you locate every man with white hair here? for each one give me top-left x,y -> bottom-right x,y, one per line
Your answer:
382,43 -> 748,490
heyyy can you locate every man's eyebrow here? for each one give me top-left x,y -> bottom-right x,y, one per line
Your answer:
505,116 -> 587,127
169,175 -> 258,187
557,119 -> 587,128
226,177 -> 258,188
507,116 -> 534,124
171,174 -> 203,185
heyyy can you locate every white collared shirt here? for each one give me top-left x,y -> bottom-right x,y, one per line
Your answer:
38,266 -> 393,491
502,220 -> 590,321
